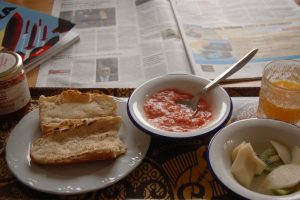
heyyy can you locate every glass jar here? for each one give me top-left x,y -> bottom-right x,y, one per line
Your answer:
257,60 -> 300,125
0,50 -> 31,119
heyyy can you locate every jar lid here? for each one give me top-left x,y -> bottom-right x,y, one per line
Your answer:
0,50 -> 23,80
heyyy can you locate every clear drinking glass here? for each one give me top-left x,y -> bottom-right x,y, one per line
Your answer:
257,60 -> 300,125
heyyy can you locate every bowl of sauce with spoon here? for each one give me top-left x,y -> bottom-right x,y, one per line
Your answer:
127,74 -> 232,139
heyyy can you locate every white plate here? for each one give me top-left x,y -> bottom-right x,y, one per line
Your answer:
5,100 -> 151,195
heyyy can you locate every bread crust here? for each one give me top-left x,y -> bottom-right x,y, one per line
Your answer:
30,150 -> 123,165
30,129 -> 126,165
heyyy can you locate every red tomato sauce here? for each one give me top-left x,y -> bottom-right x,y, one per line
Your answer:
143,89 -> 212,132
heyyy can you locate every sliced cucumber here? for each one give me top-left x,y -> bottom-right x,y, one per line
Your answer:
259,147 -> 284,174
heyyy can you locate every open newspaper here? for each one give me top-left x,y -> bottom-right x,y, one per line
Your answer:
36,0 -> 300,88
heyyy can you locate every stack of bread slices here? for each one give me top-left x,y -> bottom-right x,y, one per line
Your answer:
30,90 -> 127,165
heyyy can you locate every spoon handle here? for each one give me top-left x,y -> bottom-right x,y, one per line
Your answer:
202,48 -> 259,94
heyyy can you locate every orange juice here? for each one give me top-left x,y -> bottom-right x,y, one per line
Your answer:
259,80 -> 300,123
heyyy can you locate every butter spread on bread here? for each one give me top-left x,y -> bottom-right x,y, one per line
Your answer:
39,90 -> 117,135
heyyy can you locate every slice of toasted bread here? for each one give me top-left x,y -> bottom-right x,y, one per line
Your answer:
39,90 -> 117,135
31,90 -> 127,165
30,129 -> 127,165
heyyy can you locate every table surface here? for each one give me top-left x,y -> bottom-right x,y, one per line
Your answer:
5,0 -> 262,88
0,87 -> 259,199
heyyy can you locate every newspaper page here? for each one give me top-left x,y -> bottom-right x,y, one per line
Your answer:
171,0 -> 300,80
36,0 -> 191,88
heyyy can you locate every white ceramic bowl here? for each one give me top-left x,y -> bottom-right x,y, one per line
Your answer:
208,118 -> 300,200
127,74 -> 232,139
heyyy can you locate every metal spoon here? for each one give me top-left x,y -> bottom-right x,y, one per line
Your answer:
177,48 -> 258,115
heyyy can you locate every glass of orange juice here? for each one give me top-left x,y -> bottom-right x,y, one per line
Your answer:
257,60 -> 300,125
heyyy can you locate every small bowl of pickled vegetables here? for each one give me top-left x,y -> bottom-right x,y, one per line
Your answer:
208,118 -> 300,200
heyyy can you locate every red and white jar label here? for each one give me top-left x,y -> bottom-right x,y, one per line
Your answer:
0,74 -> 31,115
